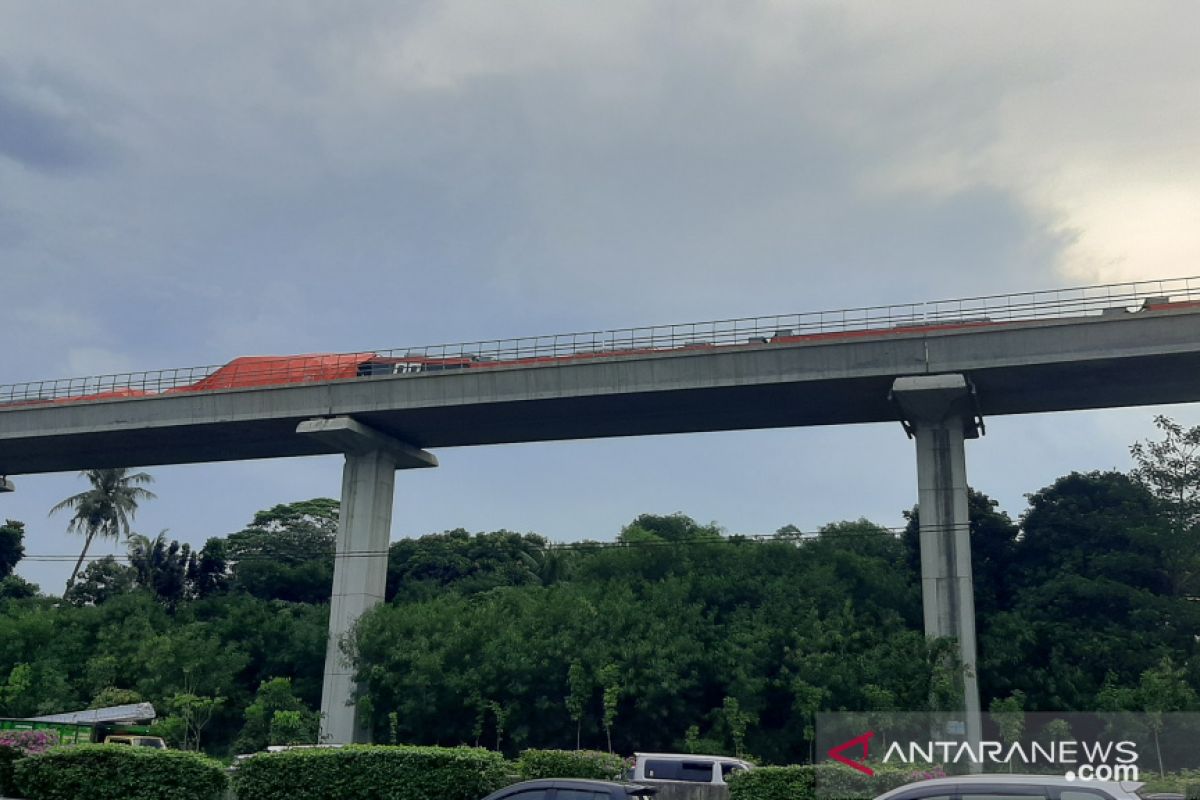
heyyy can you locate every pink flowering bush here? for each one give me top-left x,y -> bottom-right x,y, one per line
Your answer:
905,767 -> 948,782
1,729 -> 60,796
0,729 -> 59,755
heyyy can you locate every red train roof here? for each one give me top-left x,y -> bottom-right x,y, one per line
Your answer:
188,353 -> 377,391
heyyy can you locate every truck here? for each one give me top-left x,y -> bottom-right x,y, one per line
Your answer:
0,703 -> 166,749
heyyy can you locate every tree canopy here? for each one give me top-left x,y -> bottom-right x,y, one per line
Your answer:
0,420 -> 1198,760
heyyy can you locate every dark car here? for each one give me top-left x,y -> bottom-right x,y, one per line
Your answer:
480,779 -> 658,800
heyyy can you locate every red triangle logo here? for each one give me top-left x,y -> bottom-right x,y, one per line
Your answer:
827,731 -> 875,776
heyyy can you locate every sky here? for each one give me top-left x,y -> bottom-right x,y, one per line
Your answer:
2,1 -> 1199,592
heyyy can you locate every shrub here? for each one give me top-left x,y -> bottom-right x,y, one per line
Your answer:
811,761 -> 947,799
0,731 -> 58,755
230,745 -> 510,800
728,765 -> 815,800
517,749 -> 627,781
13,745 -> 227,800
1,731 -> 62,799
0,746 -> 21,798
729,763 -> 943,800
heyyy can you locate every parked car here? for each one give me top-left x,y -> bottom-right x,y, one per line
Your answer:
630,753 -> 753,785
480,779 -> 657,800
875,774 -> 1145,800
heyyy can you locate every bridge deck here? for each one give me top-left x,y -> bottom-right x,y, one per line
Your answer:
2,307 -> 1200,475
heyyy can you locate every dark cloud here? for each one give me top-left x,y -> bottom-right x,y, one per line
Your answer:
0,62 -> 118,172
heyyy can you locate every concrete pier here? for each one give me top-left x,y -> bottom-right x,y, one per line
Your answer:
298,417 -> 437,744
891,374 -> 983,762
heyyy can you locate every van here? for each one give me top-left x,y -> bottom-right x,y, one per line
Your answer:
631,753 -> 753,785
102,734 -> 167,749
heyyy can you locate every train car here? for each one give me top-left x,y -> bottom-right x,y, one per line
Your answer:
182,353 -> 380,391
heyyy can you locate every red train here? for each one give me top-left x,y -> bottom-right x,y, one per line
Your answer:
14,296 -> 1200,407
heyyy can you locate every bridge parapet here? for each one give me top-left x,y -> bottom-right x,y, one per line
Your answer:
2,276 -> 1197,406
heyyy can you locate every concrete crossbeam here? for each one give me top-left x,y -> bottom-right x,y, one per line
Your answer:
297,416 -> 438,468
299,417 -> 437,744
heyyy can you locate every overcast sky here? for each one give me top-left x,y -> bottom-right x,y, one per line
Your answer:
3,1 -> 1199,592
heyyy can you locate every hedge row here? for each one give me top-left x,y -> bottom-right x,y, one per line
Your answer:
728,765 -> 815,800
230,745 -> 510,800
516,749 -> 627,781
12,746 -> 227,800
729,763 -> 947,800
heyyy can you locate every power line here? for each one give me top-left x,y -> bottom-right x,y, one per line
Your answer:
15,520 -> 1004,564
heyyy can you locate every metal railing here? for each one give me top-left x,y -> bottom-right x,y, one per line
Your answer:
2,275 -> 1197,407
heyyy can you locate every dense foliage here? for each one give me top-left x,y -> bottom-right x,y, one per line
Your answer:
229,745 -> 509,800
0,731 -> 57,798
516,749 -> 627,780
0,746 -> 20,798
728,766 -> 814,800
1,417 -> 1199,762
727,763 -> 950,800
12,745 -> 226,800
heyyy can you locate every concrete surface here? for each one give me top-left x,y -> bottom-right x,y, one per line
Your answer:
3,309 -> 1200,475
305,419 -> 435,744
892,374 -> 982,768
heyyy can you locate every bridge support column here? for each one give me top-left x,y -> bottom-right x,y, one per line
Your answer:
297,417 -> 437,744
890,374 -> 983,767
0,478 -> 13,493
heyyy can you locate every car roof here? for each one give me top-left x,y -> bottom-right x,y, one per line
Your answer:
484,779 -> 656,797
635,753 -> 750,763
877,775 -> 1142,799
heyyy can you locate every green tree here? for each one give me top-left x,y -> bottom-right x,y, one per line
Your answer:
904,489 -> 1019,628
0,520 -> 35,600
0,574 -> 37,600
566,661 -> 588,750
227,500 -> 337,603
1131,416 -> 1200,595
128,532 -> 191,609
63,556 -> 135,606
168,692 -> 223,751
89,687 -> 143,709
1138,657 -> 1197,777
618,513 -> 721,544
386,529 -> 553,601
189,538 -> 228,598
862,684 -> 900,749
599,664 -> 621,754
720,696 -> 753,758
988,691 -> 1025,771
50,468 -> 156,590
984,472 -> 1191,709
236,677 -> 317,754
0,664 -> 33,716
491,701 -> 512,751
269,709 -> 314,746
1131,415 -> 1200,526
0,520 -> 25,579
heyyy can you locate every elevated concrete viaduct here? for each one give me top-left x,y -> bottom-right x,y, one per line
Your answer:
4,300 -> 1200,746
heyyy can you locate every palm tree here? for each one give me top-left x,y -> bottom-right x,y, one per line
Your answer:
50,468 -> 156,590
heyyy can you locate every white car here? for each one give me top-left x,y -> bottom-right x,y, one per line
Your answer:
875,774 -> 1145,800
631,753 -> 753,786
